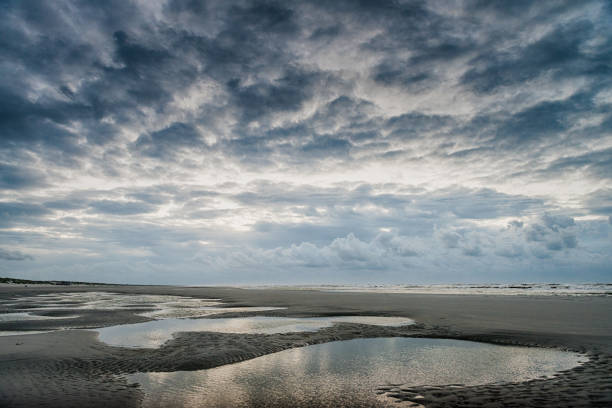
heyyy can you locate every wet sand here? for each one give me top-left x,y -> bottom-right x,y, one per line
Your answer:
0,284 -> 611,407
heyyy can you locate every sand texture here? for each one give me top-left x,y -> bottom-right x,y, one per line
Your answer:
0,285 -> 611,407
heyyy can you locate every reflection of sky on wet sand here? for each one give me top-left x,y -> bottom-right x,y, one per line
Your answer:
97,316 -> 414,348
0,330 -> 53,336
129,337 -> 586,408
0,292 -> 286,321
0,292 -> 222,312
0,312 -> 79,322
137,306 -> 283,319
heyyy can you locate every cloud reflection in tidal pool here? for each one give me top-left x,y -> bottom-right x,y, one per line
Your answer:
128,337 -> 586,408
96,316 -> 414,348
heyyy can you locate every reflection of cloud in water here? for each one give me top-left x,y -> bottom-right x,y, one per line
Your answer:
2,292 -> 221,312
0,312 -> 80,322
137,306 -> 282,319
129,337 -> 586,408
1,292 -> 289,337
0,330 -> 53,336
97,316 -> 414,348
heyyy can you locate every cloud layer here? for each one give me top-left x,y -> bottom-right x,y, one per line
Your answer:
0,0 -> 610,284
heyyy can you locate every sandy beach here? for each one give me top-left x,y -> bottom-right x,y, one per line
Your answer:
0,284 -> 611,407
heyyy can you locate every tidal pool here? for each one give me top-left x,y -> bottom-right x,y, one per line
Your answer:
128,337 -> 586,408
1,292 -> 222,312
96,316 -> 414,348
137,306 -> 284,320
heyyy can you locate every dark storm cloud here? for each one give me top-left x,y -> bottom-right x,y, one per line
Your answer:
0,248 -> 33,261
113,30 -> 171,73
314,96 -> 376,125
231,94 -> 359,158
230,183 -> 543,226
0,1 -> 146,154
542,147 -> 612,180
371,63 -> 434,91
461,20 -> 610,94
0,202 -> 49,218
226,68 -> 324,123
541,214 -> 575,231
462,246 -> 483,257
88,200 -> 156,216
0,86 -> 90,166
354,0 -> 453,52
350,0 -> 481,91
496,98 -> 577,144
1,0 -> 209,170
368,12 -> 477,91
436,228 -> 484,258
584,189 -> 612,216
43,199 -> 88,211
0,163 -> 46,189
0,202 -> 50,228
421,187 -> 544,220
131,122 -> 205,158
1,0 -> 609,171
439,231 -> 461,249
525,214 -> 578,252
0,0 -> 348,173
493,90 -> 607,147
78,221 -> 210,250
300,136 -> 352,158
126,192 -> 174,206
215,95 -> 456,166
39,186 -> 175,216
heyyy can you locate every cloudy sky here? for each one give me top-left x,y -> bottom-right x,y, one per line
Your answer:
1,0 -> 611,285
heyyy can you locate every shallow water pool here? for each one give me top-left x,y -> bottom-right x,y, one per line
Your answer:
96,316 -> 414,348
128,337 -> 586,408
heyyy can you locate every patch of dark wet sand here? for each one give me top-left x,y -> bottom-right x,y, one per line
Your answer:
0,309 -> 154,331
3,303 -> 56,309
123,303 -> 159,308
0,331 -> 142,408
26,309 -> 99,317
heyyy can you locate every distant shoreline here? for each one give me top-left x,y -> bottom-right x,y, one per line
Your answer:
0,277 -> 110,286
2,277 -> 610,296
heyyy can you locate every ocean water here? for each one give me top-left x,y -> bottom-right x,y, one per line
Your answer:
128,337 -> 587,408
242,282 -> 612,296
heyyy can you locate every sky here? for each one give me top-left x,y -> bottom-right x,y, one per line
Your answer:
0,0 -> 611,285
